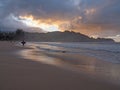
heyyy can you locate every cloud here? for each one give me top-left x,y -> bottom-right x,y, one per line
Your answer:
0,0 -> 120,40
107,34 -> 120,42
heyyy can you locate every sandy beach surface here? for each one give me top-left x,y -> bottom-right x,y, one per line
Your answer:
0,41 -> 120,90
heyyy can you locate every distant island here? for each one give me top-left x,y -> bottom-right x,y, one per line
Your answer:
24,31 -> 115,42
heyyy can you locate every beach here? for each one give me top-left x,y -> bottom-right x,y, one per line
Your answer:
0,41 -> 120,90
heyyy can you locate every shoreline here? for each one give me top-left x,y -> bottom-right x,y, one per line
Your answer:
0,41 -> 120,90
44,52 -> 120,84
18,42 -> 120,85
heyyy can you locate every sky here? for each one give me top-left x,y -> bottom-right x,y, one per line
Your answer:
0,0 -> 120,42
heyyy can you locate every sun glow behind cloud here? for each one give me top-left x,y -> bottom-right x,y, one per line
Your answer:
18,15 -> 60,32
6,14 -> 120,42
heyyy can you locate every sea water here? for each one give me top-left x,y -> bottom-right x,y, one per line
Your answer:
28,42 -> 120,64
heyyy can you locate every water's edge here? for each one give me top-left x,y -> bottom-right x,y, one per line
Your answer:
17,42 -> 120,85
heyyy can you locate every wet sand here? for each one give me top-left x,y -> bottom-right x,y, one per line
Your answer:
0,41 -> 120,90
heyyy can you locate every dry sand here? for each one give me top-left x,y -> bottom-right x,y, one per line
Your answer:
0,41 -> 120,90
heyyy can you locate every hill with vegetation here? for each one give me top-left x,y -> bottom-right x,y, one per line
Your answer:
0,29 -> 114,42
24,31 -> 114,42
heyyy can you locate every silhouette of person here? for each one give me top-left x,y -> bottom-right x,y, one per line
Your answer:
21,40 -> 26,46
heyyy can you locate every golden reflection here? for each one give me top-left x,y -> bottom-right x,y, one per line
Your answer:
19,49 -> 61,65
18,43 -> 120,83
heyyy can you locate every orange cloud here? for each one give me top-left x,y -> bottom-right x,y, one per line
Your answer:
19,15 -> 61,32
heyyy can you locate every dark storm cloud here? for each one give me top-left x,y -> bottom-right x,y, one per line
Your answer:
0,0 -> 80,31
88,0 -> 120,24
0,0 -> 120,39
1,0 -> 78,20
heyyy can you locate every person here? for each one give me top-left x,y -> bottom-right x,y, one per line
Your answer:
21,40 -> 26,46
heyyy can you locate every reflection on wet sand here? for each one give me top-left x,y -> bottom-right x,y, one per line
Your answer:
18,43 -> 120,84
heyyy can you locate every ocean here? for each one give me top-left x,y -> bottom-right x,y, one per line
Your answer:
26,42 -> 120,63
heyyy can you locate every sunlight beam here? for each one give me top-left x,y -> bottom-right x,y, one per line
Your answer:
18,15 -> 60,32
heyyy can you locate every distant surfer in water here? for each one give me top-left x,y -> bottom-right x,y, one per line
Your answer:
21,40 -> 26,46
